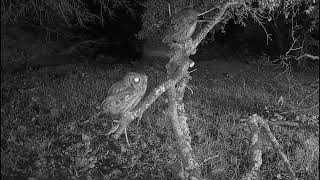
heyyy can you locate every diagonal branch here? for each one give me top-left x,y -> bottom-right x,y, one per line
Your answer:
108,2 -> 240,180
192,1 -> 239,50
296,53 -> 319,60
107,62 -> 193,139
162,2 -> 241,179
243,114 -> 297,180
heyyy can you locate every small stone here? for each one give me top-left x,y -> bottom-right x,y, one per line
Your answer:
81,73 -> 87,77
274,113 -> 284,120
50,108 -> 61,118
17,125 -> 27,133
269,118 -> 277,122
141,142 -> 147,149
277,96 -> 284,106
120,144 -> 128,153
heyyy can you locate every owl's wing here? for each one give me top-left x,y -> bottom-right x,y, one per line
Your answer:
103,87 -> 136,106
162,25 -> 176,43
107,82 -> 127,95
173,16 -> 197,30
101,89 -> 143,115
117,91 -> 136,103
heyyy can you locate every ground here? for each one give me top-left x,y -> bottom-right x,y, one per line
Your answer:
1,26 -> 319,180
1,52 -> 319,179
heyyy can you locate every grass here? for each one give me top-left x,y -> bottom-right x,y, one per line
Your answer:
1,56 -> 319,180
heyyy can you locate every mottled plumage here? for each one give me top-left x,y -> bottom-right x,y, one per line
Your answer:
101,72 -> 148,115
83,72 -> 147,146
162,8 -> 199,44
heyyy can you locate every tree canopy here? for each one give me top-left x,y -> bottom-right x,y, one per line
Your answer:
137,0 -> 318,40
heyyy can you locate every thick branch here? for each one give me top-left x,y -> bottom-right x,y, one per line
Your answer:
192,1 -> 239,50
160,2 -> 240,179
258,117 -> 297,180
242,114 -> 263,180
107,65 -> 192,139
174,77 -> 202,179
243,114 -> 297,180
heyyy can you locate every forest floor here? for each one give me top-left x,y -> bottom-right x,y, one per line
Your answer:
1,51 -> 319,179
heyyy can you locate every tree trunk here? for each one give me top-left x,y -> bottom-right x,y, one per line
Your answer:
106,2 -> 239,180
164,2 -> 238,179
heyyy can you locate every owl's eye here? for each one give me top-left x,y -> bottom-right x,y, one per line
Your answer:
133,77 -> 140,83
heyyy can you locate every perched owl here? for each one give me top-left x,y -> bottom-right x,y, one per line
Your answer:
100,72 -> 148,116
83,72 -> 147,146
162,8 -> 199,44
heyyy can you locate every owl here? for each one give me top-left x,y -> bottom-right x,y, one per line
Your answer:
162,8 -> 199,44
83,72 -> 147,145
100,72 -> 148,116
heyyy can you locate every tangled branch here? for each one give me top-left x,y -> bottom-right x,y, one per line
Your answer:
242,114 -> 297,180
1,0 -> 133,28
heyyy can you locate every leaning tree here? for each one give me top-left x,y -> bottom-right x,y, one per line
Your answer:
106,0 -> 319,179
2,0 -> 318,179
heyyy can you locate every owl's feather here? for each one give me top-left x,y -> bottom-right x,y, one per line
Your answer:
100,72 -> 148,116
162,8 -> 199,44
108,81 -> 127,95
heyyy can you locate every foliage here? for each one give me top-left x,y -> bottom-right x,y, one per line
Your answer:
138,0 -> 319,54
1,0 -> 134,28
2,0 -> 318,47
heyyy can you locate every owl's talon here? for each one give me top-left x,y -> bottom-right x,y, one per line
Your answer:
186,85 -> 194,94
136,115 -> 142,126
107,123 -> 119,135
108,120 -> 131,146
124,128 -> 130,147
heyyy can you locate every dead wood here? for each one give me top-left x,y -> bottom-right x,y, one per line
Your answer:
242,114 -> 297,180
107,1 -> 239,179
163,2 -> 239,179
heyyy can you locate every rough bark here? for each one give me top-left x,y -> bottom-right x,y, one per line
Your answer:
164,2 -> 239,179
108,1 -> 239,179
242,114 -> 263,180
107,69 -> 191,139
242,114 -> 297,180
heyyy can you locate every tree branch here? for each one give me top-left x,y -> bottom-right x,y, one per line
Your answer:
297,53 -> 319,60
108,2 -> 240,180
160,2 -> 241,179
192,1 -> 239,50
242,114 -> 263,180
242,114 -> 297,180
107,62 -> 193,140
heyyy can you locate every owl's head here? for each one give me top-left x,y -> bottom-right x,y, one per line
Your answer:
124,72 -> 148,91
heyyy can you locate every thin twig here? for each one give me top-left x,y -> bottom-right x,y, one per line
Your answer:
297,53 -> 319,60
199,154 -> 220,166
298,87 -> 319,105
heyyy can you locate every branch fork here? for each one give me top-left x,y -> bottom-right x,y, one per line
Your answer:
106,63 -> 194,140
107,2 -> 239,179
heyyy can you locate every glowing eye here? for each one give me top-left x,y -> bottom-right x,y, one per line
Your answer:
134,77 -> 140,83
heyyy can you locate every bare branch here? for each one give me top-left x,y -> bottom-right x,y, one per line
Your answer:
258,116 -> 297,180
107,68 -> 193,139
193,1 -> 239,49
242,114 -> 263,180
242,114 -> 298,180
297,53 -> 319,60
